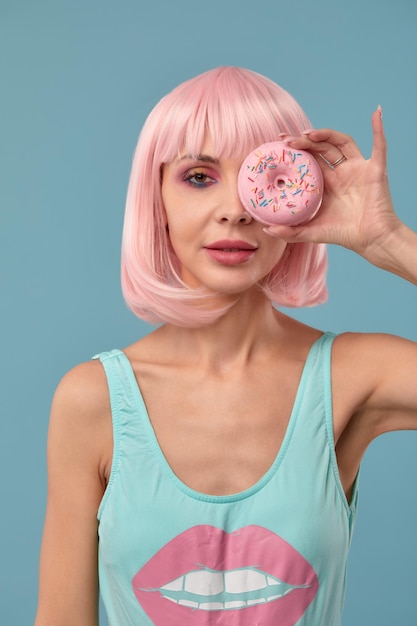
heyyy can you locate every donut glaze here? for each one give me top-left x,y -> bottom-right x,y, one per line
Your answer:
238,142 -> 323,226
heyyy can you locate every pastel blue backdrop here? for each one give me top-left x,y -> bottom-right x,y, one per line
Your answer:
1,0 -> 416,624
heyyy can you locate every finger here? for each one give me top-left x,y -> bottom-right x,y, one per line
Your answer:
300,128 -> 363,160
370,106 -> 387,169
263,224 -> 313,243
283,135 -> 362,164
279,135 -> 351,173
263,220 -> 328,245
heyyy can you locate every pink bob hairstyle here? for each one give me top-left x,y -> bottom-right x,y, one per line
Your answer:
121,66 -> 327,327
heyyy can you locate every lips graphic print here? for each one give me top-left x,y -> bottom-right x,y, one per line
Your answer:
132,525 -> 319,625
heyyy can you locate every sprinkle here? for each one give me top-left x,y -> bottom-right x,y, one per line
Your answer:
247,177 -> 255,182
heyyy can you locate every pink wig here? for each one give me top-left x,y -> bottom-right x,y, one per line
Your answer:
121,67 -> 327,326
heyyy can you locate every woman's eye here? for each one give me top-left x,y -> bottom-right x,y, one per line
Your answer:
183,170 -> 217,188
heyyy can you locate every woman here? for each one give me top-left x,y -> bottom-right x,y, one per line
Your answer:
35,67 -> 417,626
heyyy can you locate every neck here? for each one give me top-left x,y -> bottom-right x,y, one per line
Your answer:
161,290 -> 286,373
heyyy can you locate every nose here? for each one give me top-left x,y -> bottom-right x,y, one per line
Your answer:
216,185 -> 253,225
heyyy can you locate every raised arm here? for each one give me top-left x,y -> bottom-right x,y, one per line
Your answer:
265,112 -> 417,485
35,361 -> 111,626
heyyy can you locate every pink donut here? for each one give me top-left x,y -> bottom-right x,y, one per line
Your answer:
238,141 -> 323,226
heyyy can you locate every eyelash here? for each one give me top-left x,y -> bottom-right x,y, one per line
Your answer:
183,169 -> 217,188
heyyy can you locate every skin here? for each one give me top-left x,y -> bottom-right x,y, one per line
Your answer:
35,109 -> 417,625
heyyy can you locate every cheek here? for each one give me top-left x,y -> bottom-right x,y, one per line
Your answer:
164,201 -> 208,249
165,215 -> 198,265
162,187 -> 198,231
266,239 -> 288,267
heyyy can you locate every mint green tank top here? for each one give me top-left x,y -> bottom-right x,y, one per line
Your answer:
93,332 -> 358,626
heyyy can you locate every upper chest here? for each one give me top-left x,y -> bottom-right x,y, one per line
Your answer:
126,359 -> 307,495
112,334 -> 373,496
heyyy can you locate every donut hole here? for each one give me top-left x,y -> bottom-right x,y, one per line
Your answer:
276,178 -> 286,189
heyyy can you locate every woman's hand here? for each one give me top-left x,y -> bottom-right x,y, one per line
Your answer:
265,109 -> 417,284
267,109 -> 396,256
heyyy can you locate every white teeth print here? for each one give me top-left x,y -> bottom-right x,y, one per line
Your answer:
178,599 -> 199,609
184,570 -> 224,595
160,577 -> 185,592
224,568 -> 270,593
153,566 -> 310,611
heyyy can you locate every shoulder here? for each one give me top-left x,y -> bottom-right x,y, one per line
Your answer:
48,359 -> 112,480
331,331 -> 413,389
331,331 -> 417,435
51,358 -> 110,419
332,331 -> 417,374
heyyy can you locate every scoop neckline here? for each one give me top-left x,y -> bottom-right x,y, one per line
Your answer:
119,333 -> 327,504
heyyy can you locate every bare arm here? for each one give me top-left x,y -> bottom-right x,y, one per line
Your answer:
330,331 -> 417,496
265,112 -> 417,486
266,109 -> 417,429
35,361 -> 111,626
333,332 -> 417,436
370,221 -> 417,285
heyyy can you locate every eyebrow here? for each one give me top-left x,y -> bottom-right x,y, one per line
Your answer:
175,153 -> 219,165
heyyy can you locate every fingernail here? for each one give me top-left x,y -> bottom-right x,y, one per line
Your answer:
377,104 -> 383,118
280,135 -> 298,143
262,227 -> 279,237
302,128 -> 315,135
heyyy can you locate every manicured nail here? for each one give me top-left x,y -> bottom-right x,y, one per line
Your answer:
262,227 -> 279,237
377,104 -> 383,118
278,133 -> 293,143
302,128 -> 315,135
280,135 -> 298,143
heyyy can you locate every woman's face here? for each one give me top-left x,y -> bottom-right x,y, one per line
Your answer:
161,135 -> 287,296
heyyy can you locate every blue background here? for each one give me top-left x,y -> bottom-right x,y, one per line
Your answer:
1,0 -> 416,623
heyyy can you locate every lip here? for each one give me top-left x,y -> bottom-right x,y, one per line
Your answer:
204,240 -> 257,265
132,524 -> 319,625
205,239 -> 257,251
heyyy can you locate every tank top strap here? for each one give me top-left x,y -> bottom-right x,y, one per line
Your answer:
284,331 -> 336,438
296,330 -> 336,425
92,348 -> 140,418
92,348 -> 148,519
283,331 -> 359,522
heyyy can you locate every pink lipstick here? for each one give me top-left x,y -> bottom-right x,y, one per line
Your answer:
204,240 -> 257,265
